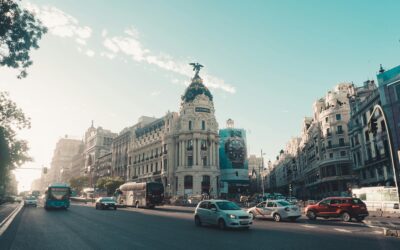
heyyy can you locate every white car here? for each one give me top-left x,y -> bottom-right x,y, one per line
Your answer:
194,200 -> 253,229
247,200 -> 301,222
24,196 -> 38,207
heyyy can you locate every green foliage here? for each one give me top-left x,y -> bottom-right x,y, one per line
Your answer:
96,177 -> 125,196
0,0 -> 47,78
69,176 -> 89,193
0,91 -> 31,197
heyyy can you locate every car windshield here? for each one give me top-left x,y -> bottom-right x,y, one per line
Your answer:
216,201 -> 241,210
25,196 -> 36,200
101,198 -> 115,202
277,201 -> 290,206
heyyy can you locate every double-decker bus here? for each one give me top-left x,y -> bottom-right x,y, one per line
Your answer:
117,182 -> 164,208
44,183 -> 71,210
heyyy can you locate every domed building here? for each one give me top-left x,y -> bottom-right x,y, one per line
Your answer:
127,65 -> 220,197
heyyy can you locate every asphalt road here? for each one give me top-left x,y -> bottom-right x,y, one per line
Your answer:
0,204 -> 399,250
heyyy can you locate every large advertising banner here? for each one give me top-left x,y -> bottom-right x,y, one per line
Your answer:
219,128 -> 248,182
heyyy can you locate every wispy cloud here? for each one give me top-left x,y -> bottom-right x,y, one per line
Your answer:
85,49 -> 95,57
102,27 -> 236,94
25,3 -> 92,53
150,91 -> 161,97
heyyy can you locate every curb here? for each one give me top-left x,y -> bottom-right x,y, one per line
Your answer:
0,203 -> 23,236
363,220 -> 400,238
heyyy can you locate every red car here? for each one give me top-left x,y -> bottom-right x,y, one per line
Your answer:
305,197 -> 368,222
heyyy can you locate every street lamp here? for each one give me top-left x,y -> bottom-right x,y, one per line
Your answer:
368,104 -> 400,204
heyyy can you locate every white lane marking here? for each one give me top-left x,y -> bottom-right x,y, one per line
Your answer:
301,224 -> 317,229
334,228 -> 352,233
0,204 -> 23,236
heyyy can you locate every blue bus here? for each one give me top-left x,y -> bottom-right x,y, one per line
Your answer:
44,183 -> 71,210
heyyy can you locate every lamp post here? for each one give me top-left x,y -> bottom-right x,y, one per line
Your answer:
368,104 -> 400,204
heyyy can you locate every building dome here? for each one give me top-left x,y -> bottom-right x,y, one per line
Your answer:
181,75 -> 213,103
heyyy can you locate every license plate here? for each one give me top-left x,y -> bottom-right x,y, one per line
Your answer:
240,221 -> 249,225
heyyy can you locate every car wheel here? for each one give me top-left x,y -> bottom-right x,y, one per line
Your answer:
218,219 -> 226,230
356,216 -> 365,222
273,213 -> 281,222
341,212 -> 351,222
194,216 -> 202,227
306,210 -> 316,220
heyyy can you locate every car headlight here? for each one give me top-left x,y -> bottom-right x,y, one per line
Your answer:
228,214 -> 237,219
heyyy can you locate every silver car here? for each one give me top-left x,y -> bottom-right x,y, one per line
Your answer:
194,200 -> 253,230
247,200 -> 301,222
24,196 -> 38,207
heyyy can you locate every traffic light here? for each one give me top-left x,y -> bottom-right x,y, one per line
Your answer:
369,117 -> 378,136
43,167 -> 48,174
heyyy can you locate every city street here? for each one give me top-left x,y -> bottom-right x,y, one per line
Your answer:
0,204 -> 399,250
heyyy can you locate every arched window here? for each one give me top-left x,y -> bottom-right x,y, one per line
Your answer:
184,175 -> 193,189
201,120 -> 206,130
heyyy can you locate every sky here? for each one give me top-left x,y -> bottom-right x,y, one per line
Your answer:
1,0 -> 399,192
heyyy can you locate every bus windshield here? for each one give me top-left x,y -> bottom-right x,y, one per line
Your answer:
49,187 -> 70,200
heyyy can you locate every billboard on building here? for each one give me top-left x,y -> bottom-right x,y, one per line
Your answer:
219,128 -> 248,182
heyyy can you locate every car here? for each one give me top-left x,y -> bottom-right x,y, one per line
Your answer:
305,197 -> 368,222
95,197 -> 117,210
194,200 -> 252,230
24,196 -> 38,207
247,200 -> 301,222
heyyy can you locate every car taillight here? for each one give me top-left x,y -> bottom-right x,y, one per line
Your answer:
352,205 -> 360,208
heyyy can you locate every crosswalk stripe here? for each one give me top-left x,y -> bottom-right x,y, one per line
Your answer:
334,228 -> 351,233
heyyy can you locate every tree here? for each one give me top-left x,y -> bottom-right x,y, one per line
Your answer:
0,91 -> 31,197
96,177 -> 125,196
0,0 -> 47,78
69,176 -> 89,193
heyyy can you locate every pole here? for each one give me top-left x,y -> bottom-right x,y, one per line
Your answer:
368,105 -> 400,204
261,149 -> 265,196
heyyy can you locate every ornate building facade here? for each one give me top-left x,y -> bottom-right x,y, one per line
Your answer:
128,70 -> 220,197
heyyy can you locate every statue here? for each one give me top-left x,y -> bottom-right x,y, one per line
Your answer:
189,62 -> 203,77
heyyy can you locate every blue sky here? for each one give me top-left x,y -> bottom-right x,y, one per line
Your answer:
1,0 -> 399,191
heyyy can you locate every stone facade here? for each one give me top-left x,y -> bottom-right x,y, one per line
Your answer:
128,73 -> 220,197
266,83 -> 356,200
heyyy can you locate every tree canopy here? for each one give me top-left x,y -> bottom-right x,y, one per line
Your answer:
96,177 -> 125,196
69,176 -> 89,193
0,0 -> 47,78
0,91 -> 31,197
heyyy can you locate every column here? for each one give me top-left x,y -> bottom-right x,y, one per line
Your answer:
209,141 -> 212,167
182,140 -> 186,167
196,139 -> 200,165
180,140 -> 184,167
193,137 -> 197,166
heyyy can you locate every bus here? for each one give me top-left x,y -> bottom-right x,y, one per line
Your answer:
117,182 -> 164,208
352,186 -> 399,212
44,183 -> 71,210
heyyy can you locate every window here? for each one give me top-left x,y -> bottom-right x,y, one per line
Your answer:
326,128 -> 331,136
329,153 -> 333,158
369,168 -> 375,178
325,117 -> 329,123
184,175 -> 193,189
328,140 -> 332,148
188,156 -> 193,167
187,140 -> 193,151
396,84 -> 400,101
202,175 -> 210,193
202,156 -> 207,166
339,138 -> 345,146
337,125 -> 343,134
340,151 -> 346,156
188,121 -> 192,130
336,114 -> 341,120
150,163 -> 153,172
267,202 -> 275,207
362,113 -> 367,125
201,120 -> 206,130
200,140 -> 207,150
175,176 -> 178,191
163,159 -> 167,172
199,201 -> 209,209
365,131 -> 370,142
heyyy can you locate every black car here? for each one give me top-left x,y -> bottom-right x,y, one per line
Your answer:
95,197 -> 117,210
